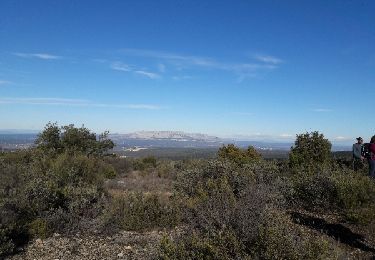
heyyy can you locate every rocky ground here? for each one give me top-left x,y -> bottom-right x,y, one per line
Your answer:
9,230 -> 164,260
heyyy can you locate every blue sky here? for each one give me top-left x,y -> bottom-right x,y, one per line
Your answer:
0,0 -> 374,143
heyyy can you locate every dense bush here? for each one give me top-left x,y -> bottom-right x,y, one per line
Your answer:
102,192 -> 181,232
289,172 -> 338,210
160,159 -> 341,259
255,209 -> 340,260
103,156 -> 132,175
287,167 -> 375,224
289,131 -> 332,172
0,123 -> 116,258
35,122 -> 114,156
217,144 -> 262,166
330,170 -> 375,224
156,160 -> 177,178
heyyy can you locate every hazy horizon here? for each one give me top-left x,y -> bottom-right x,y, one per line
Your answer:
1,1 -> 374,144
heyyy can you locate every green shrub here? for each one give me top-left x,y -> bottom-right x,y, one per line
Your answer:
288,168 -> 375,224
103,192 -> 181,232
289,173 -> 338,210
160,229 -> 248,260
217,144 -> 261,166
28,218 -> 49,239
104,156 -> 132,175
0,227 -> 15,258
0,151 -> 112,256
0,123 -> 116,257
256,209 -> 340,260
289,131 -> 332,172
159,210 -> 341,260
142,156 -> 157,168
0,201 -> 29,258
160,159 -> 341,259
333,172 -> 375,224
156,160 -> 176,179
35,122 -> 114,156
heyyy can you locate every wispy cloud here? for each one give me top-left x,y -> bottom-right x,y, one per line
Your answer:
120,48 -> 215,66
119,48 -> 281,80
0,97 -> 89,106
123,104 -> 161,110
333,136 -> 351,141
134,70 -> 160,79
13,52 -> 61,60
254,55 -> 283,65
0,97 -> 163,110
111,62 -> 131,72
111,61 -> 160,79
0,80 -> 12,86
312,108 -> 332,112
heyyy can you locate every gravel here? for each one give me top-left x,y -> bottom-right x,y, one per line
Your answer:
8,231 -> 164,260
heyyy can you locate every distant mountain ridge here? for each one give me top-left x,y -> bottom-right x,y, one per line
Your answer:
0,130 -> 351,151
110,131 -> 221,142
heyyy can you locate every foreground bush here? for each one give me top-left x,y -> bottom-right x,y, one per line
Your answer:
288,167 -> 375,224
102,192 -> 181,232
160,159 -> 342,259
0,123 -> 116,258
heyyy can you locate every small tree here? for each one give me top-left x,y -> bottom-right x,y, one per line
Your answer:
218,144 -> 261,165
34,122 -> 62,153
289,131 -> 332,171
35,123 -> 114,156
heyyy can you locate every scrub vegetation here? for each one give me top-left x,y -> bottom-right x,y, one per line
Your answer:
1,124 -> 375,259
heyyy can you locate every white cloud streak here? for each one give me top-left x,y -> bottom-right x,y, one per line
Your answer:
334,136 -> 351,141
134,70 -> 160,79
119,48 -> 281,79
0,97 -> 86,105
111,61 -> 160,79
254,55 -> 283,64
0,97 -> 163,110
111,62 -> 131,72
0,80 -> 12,86
13,52 -> 61,60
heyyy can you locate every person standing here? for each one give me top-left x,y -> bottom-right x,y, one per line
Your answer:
352,137 -> 364,171
368,136 -> 375,178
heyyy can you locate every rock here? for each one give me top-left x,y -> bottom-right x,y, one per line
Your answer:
117,252 -> 124,257
35,238 -> 44,248
124,245 -> 132,250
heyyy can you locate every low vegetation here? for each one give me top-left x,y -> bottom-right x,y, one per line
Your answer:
1,125 -> 375,259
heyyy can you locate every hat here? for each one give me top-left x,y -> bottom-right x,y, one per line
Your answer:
356,137 -> 363,141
